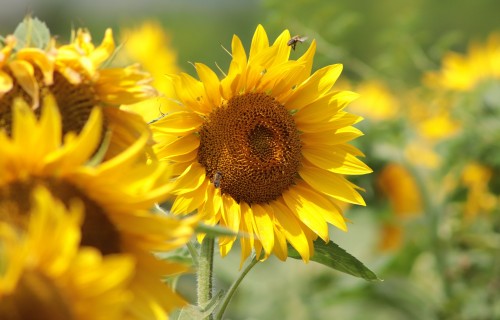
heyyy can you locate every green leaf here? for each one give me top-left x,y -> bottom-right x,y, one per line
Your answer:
288,239 -> 381,281
13,16 -> 51,50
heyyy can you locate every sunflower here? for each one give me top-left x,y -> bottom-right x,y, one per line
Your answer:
424,32 -> 500,91
341,80 -> 399,121
152,25 -> 371,263
0,186 -> 135,320
0,23 -> 156,159
118,21 -> 182,123
461,162 -> 497,219
0,95 -> 195,318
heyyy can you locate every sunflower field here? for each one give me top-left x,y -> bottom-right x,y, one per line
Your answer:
0,1 -> 499,319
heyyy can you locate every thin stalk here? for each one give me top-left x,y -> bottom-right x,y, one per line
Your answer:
197,237 -> 215,320
406,162 -> 452,299
187,240 -> 200,268
215,255 -> 259,320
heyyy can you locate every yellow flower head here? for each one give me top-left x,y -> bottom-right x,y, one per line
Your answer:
377,163 -> 421,217
424,33 -> 500,91
152,25 -> 371,264
118,21 -> 182,122
0,95 -> 195,318
0,186 -> 135,320
0,24 -> 156,160
347,80 -> 399,121
461,162 -> 497,219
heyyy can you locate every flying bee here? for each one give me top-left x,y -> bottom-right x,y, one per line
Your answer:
287,35 -> 308,51
213,171 -> 223,188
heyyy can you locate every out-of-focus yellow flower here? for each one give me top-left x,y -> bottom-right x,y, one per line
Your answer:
119,21 -> 182,122
377,163 -> 422,252
0,25 -> 156,160
461,163 -> 497,219
0,96 -> 195,319
378,163 -> 422,217
348,80 -> 399,121
152,25 -> 371,264
407,91 -> 460,141
0,186 -> 136,320
424,33 -> 500,91
417,110 -> 460,140
378,223 -> 404,252
404,141 -> 441,169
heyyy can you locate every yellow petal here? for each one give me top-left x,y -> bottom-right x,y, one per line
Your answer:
282,186 -> 330,241
251,204 -> 275,258
90,28 -> 115,66
171,162 -> 207,194
249,24 -> 269,60
151,111 -> 203,134
9,60 -> 39,109
269,29 -> 291,66
272,224 -> 288,261
238,202 -> 255,266
272,200 -> 311,262
17,49 -> 55,85
292,182 -> 348,232
171,179 -> 209,214
294,91 -> 359,123
156,133 -> 200,157
195,63 -> 221,108
299,165 -> 366,206
297,112 -> 362,133
220,194 -> 240,237
301,125 -> 364,145
284,64 -> 343,110
172,73 -> 210,114
295,40 -> 316,83
0,70 -> 13,94
302,145 -> 372,175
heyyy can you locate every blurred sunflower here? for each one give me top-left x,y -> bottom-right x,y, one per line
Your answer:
345,80 -> 399,121
377,163 -> 422,251
424,33 -> 500,91
0,186 -> 135,320
378,163 -> 421,217
0,95 -> 195,319
152,25 -> 371,263
118,21 -> 182,122
0,22 -> 156,159
461,162 -> 497,219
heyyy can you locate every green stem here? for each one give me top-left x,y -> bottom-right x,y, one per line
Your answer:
187,241 -> 199,268
406,162 -> 452,299
215,254 -> 259,320
197,237 -> 215,320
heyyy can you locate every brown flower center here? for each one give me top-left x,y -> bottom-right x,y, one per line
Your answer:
0,271 -> 73,320
0,178 -> 121,255
0,69 -> 102,138
197,92 -> 302,204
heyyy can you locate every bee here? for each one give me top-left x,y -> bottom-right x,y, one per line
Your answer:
213,171 -> 223,188
287,35 -> 308,51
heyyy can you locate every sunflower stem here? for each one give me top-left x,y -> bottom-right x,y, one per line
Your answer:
215,254 -> 259,320
197,237 -> 215,320
405,162 -> 453,300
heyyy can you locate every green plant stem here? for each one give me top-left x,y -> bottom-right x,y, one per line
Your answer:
215,254 -> 259,320
406,163 -> 453,299
187,241 -> 199,268
198,237 -> 215,320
